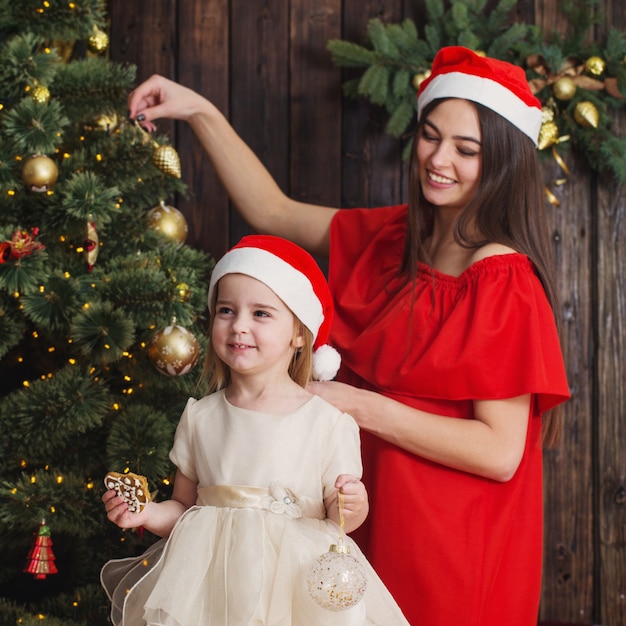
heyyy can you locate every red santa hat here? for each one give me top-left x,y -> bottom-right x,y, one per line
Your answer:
417,46 -> 542,145
208,234 -> 340,381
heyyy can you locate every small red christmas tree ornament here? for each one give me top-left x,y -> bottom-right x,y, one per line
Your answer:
24,519 -> 58,579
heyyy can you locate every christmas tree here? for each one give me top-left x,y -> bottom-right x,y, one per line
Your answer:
0,2 -> 213,624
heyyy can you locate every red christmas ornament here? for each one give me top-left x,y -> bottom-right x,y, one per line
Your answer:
2,227 -> 45,260
0,241 -> 11,263
24,519 -> 58,579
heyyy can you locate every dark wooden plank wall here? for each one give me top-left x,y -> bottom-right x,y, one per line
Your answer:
107,1 -> 626,623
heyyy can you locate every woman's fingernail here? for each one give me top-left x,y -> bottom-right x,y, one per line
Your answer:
137,113 -> 145,122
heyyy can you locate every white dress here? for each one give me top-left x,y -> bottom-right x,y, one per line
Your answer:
101,391 -> 409,625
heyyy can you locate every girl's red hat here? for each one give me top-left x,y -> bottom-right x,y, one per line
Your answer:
208,234 -> 340,381
418,46 -> 543,145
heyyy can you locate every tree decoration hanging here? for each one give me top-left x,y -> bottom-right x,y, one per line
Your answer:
0,227 -> 46,263
146,200 -> 188,247
306,492 -> 367,611
83,219 -> 99,271
30,83 -> 51,104
148,317 -> 200,376
152,141 -> 182,179
21,154 -> 59,192
87,24 -> 109,54
24,519 -> 58,579
326,1 -> 626,183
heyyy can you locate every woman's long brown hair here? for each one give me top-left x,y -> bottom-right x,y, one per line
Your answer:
403,99 -> 563,446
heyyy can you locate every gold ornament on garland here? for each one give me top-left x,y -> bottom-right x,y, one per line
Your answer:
411,70 -> 431,91
538,106 -> 559,151
585,55 -> 606,77
148,318 -> 200,376
326,3 -> 626,183
146,200 -> 188,247
551,76 -> 577,101
574,101 -> 600,128
22,154 -> 59,192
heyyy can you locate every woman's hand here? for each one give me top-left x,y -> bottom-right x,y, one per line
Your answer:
308,381 -> 367,424
310,381 -> 531,483
127,74 -> 211,131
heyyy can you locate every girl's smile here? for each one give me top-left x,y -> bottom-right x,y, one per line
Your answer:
212,273 -> 303,380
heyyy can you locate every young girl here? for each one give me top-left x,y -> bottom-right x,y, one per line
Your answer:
101,234 -> 409,625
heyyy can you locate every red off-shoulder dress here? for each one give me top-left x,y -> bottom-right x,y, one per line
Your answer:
328,204 -> 570,626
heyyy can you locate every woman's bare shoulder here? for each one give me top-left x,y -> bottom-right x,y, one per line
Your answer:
470,242 -> 518,264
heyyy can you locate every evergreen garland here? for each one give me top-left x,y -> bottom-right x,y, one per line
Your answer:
327,0 -> 626,181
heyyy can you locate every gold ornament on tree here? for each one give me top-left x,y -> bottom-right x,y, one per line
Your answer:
152,141 -> 182,178
31,84 -> 50,104
22,154 -> 59,192
148,318 -> 200,376
86,112 -> 119,133
146,200 -> 188,247
88,25 -> 109,53
175,282 -> 191,302
306,492 -> 367,611
574,101 -> 600,128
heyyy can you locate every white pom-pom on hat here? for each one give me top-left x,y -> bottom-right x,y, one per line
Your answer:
312,344 -> 342,382
209,234 -> 341,381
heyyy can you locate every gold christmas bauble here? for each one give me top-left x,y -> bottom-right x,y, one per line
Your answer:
552,77 -> 576,101
411,70 -> 431,91
90,112 -> 119,132
148,322 -> 200,376
538,121 -> 559,150
152,143 -> 182,178
31,84 -> 50,104
585,55 -> 606,77
574,101 -> 599,128
541,105 -> 556,123
88,27 -> 109,53
146,200 -> 188,247
22,155 -> 59,192
175,282 -> 191,302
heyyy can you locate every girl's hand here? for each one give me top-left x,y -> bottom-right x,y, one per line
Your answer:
332,474 -> 369,533
102,488 -> 149,529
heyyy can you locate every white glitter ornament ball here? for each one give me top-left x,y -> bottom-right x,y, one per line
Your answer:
306,543 -> 367,611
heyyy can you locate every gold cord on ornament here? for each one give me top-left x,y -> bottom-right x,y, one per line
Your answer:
338,491 -> 345,541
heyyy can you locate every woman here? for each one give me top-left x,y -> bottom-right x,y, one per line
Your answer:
128,46 -> 570,625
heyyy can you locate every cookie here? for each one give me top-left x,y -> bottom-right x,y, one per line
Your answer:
104,471 -> 151,514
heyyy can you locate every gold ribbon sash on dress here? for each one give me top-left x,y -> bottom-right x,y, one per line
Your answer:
197,484 -> 326,520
